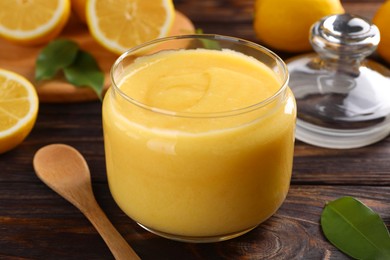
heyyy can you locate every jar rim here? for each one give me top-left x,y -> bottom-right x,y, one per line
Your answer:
110,34 -> 289,118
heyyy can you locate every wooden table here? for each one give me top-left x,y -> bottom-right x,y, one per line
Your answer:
1,0 -> 389,259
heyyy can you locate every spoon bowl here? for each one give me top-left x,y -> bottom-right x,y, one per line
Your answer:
33,143 -> 140,260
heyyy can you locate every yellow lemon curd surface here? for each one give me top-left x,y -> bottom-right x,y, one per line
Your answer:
102,49 -> 296,237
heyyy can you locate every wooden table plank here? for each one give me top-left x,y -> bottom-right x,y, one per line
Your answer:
2,183 -> 389,259
2,102 -> 389,186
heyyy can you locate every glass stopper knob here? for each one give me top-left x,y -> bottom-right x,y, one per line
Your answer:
311,13 -> 380,60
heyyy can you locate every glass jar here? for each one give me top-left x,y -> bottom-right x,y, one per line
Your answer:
102,35 -> 296,242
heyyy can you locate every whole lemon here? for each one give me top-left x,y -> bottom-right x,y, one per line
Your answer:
373,0 -> 390,64
253,0 -> 344,53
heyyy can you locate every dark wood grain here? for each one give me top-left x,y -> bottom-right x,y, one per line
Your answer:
1,0 -> 390,259
2,181 -> 390,259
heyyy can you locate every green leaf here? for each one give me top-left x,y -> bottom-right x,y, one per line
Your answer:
63,50 -> 104,99
35,39 -> 79,81
196,29 -> 221,50
321,196 -> 390,260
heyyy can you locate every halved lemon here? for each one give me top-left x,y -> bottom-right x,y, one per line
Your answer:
0,0 -> 71,45
86,0 -> 175,55
0,69 -> 39,154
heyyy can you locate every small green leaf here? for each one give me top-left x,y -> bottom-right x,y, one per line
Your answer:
196,29 -> 221,50
35,39 -> 79,81
63,50 -> 104,99
321,196 -> 390,260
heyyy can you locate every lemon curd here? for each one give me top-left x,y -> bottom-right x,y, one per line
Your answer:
103,45 -> 296,241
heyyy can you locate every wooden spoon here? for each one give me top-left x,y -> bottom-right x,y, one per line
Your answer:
33,144 -> 140,260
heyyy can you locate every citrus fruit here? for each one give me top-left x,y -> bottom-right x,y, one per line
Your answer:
86,0 -> 175,55
373,0 -> 390,64
253,0 -> 344,53
71,0 -> 87,23
0,69 -> 39,154
0,0 -> 71,45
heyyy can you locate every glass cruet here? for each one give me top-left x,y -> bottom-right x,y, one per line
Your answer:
286,13 -> 390,149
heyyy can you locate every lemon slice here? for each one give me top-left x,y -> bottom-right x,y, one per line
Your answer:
0,0 -> 71,45
0,69 -> 39,154
86,0 -> 175,55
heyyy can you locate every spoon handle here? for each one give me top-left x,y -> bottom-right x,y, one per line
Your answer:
82,200 -> 141,260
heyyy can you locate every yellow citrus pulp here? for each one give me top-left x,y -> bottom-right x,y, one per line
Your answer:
0,69 -> 39,154
86,0 -> 175,55
373,0 -> 390,64
0,0 -> 71,45
253,0 -> 344,53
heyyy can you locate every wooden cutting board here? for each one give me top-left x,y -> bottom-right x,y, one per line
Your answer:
0,11 -> 194,103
